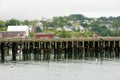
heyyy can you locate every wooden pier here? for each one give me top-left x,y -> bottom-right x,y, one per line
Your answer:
0,37 -> 120,62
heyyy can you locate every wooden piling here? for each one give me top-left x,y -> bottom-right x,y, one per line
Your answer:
1,42 -> 5,62
0,37 -> 120,61
12,42 -> 17,61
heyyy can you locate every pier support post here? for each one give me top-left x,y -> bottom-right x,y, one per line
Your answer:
12,42 -> 17,61
1,42 -> 5,62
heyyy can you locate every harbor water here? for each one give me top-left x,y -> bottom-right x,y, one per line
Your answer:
0,58 -> 120,80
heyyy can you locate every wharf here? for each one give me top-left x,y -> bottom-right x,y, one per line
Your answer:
0,37 -> 120,62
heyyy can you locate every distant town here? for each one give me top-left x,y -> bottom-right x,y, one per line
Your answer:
0,14 -> 120,39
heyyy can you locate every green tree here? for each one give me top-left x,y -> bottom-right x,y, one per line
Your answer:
35,27 -> 42,33
59,29 -> 71,38
29,31 -> 35,38
6,19 -> 21,26
112,22 -> 120,30
52,17 -> 66,27
30,20 -> 39,27
0,20 -> 6,28
68,14 -> 86,21
0,27 -> 7,31
41,20 -> 49,32
84,31 -> 94,37
23,20 -> 30,25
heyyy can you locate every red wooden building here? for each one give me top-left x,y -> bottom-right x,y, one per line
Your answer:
0,31 -> 27,39
35,33 -> 54,39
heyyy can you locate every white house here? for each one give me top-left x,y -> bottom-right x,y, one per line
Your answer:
56,27 -> 63,31
79,26 -> 84,33
105,24 -> 115,30
71,26 -> 84,33
7,26 -> 29,37
63,26 -> 72,31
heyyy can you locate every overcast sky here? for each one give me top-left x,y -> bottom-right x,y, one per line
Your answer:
0,0 -> 120,20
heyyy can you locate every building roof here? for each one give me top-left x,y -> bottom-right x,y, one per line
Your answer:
35,33 -> 54,35
7,26 -> 29,36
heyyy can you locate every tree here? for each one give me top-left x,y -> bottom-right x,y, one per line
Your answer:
67,14 -> 86,21
23,20 -> 30,25
52,16 -> 66,27
29,31 -> 35,38
0,27 -> 7,31
59,29 -> 71,38
6,19 -> 21,26
35,27 -> 42,33
30,20 -> 39,27
0,20 -> 6,28
112,22 -> 120,30
84,31 -> 94,37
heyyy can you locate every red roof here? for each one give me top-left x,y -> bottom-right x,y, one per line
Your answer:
35,33 -> 54,39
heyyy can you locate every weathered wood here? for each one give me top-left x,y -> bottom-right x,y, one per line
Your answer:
12,42 -> 17,61
1,42 -> 5,62
0,37 -> 120,61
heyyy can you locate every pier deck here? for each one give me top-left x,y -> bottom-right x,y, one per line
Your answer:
0,37 -> 120,62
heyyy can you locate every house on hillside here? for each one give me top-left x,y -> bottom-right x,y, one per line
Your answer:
63,26 -> 72,31
7,26 -> 29,38
71,26 -> 85,33
56,27 -> 62,31
105,24 -> 115,30
79,26 -> 85,33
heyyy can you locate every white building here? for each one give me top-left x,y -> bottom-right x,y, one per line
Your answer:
7,26 -> 29,37
56,27 -> 63,31
71,26 -> 84,33
105,24 -> 115,30
63,26 -> 72,32
79,26 -> 84,33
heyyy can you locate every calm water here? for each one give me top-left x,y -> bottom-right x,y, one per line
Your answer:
0,59 -> 120,80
